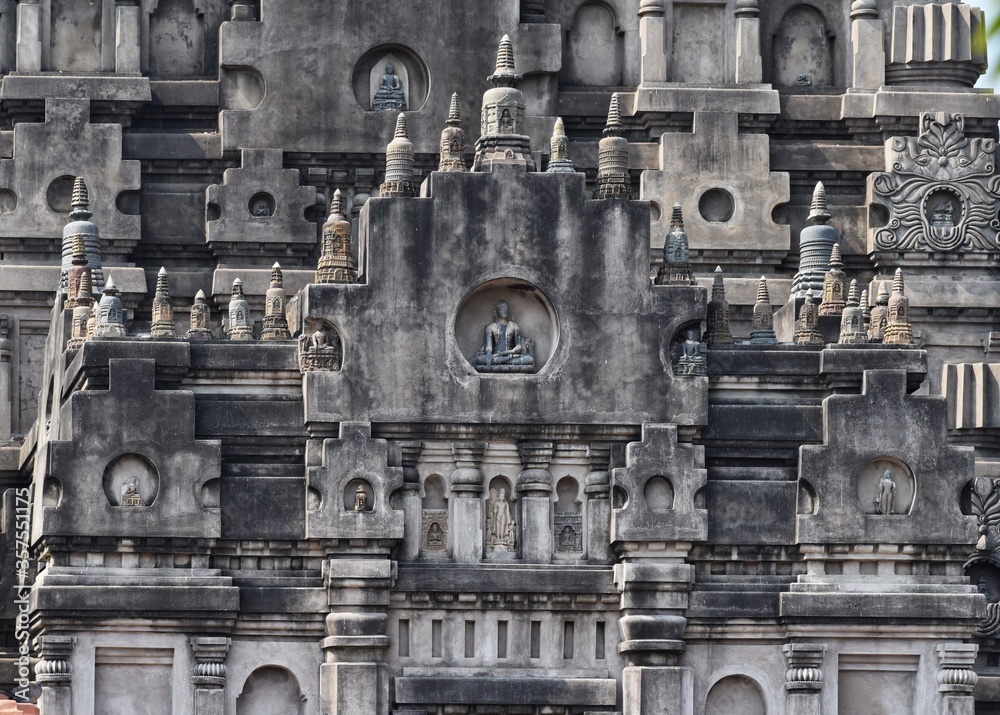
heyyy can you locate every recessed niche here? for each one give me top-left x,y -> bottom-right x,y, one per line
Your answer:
103,453 -> 159,507
644,476 -> 674,510
344,478 -> 373,512
857,457 -> 915,516
455,278 -> 558,374
47,175 -> 77,214
352,45 -> 429,112
698,188 -> 735,223
0,190 -> 17,214
248,192 -> 275,218
924,188 -> 963,227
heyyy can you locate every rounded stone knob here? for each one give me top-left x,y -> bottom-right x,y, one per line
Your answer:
851,0 -> 878,19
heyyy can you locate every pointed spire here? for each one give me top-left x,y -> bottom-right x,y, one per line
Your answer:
794,289 -> 824,346
838,279 -> 867,344
329,189 -> 346,221
70,177 -> 92,221
704,266 -> 733,346
828,242 -> 843,269
669,203 -> 684,229
262,263 -> 291,341
64,234 -> 90,309
846,279 -> 859,306
749,276 -> 777,345
594,94 -> 632,200
394,112 -> 408,139
818,242 -> 847,317
150,266 -> 176,338
439,93 -> 468,172
60,175 -> 104,294
447,92 -> 461,125
603,94 -> 624,137
317,190 -> 358,284
860,288 -> 871,329
892,266 -> 904,294
656,203 -> 693,285
488,34 -> 521,85
868,281 -> 890,343
186,289 -> 213,340
807,181 -> 831,224
94,274 -> 127,339
105,275 -> 117,294
381,113 -> 417,197
227,278 -> 253,340
474,34 -> 533,171
756,275 -> 770,305
546,117 -> 575,173
884,268 -> 913,345
877,281 -> 889,303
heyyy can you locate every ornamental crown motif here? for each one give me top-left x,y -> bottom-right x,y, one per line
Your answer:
869,112 -> 1000,253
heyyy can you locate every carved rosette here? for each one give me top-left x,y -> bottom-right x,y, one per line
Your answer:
783,643 -> 826,692
34,635 -> 75,684
936,643 -> 978,695
869,112 -> 1000,253
191,636 -> 230,689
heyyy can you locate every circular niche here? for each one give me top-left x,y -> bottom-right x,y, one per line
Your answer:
248,192 -> 275,218
103,453 -> 159,507
455,279 -> 559,374
352,45 -> 429,112
344,478 -> 373,512
698,188 -> 735,224
857,457 -> 915,516
923,188 -> 963,226
47,175 -> 77,214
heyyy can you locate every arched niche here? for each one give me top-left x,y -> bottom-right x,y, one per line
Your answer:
857,457 -> 915,516
644,476 -> 674,510
148,0 -> 206,77
236,666 -> 305,715
455,278 -> 559,374
771,5 -> 834,88
344,478 -> 373,512
485,475 -> 517,555
705,674 -> 766,715
421,474 -> 448,554
554,476 -> 583,554
102,453 -> 159,507
561,2 -> 623,87
352,45 -> 429,112
221,67 -> 266,111
49,0 -> 102,71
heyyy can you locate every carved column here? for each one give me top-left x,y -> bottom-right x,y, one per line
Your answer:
190,637 -> 230,715
615,559 -> 694,715
398,441 -> 423,561
15,1 -> 41,72
783,643 -> 826,715
0,316 -> 12,441
450,442 -> 486,563
34,635 -> 75,715
114,1 -> 141,74
850,1 -> 884,90
517,441 -> 554,563
937,643 -> 978,715
734,0 -> 762,84
321,560 -> 394,715
585,443 -> 611,562
638,0 -> 667,85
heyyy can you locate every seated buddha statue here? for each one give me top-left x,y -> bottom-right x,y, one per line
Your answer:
472,300 -> 534,373
373,64 -> 406,111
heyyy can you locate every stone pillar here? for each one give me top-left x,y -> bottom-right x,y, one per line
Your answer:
450,442 -> 486,563
15,1 -> 41,72
783,643 -> 826,715
34,635 -> 75,715
321,559 -> 394,715
615,559 -> 694,715
937,643 -> 978,715
520,0 -> 545,23
734,0 -> 762,84
398,441 -> 423,561
638,0 -> 667,85
190,637 -> 230,715
517,441 -> 554,563
585,442 -> 611,562
850,1 -> 884,90
0,316 -> 12,441
229,0 -> 257,21
114,2 -> 141,74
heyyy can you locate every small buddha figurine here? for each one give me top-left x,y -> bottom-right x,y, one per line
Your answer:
931,201 -> 955,228
873,469 -> 895,515
354,485 -> 368,512
187,289 -> 214,340
298,322 -> 342,372
227,278 -> 254,341
121,476 -> 144,507
373,63 -> 406,111
472,300 -> 535,373
674,330 -> 707,376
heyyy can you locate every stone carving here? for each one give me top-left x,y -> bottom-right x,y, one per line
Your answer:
67,263 -> 94,350
380,113 -> 418,198
472,300 -> 535,373
673,330 -> 706,376
353,484 -> 367,511
120,476 -> 145,507
838,280 -> 867,344
883,268 -> 913,345
554,512 -> 583,552
792,182 -> 838,298
438,93 -> 467,172
298,320 -> 342,373
656,204 -> 695,285
187,290 -> 214,340
859,288 -> 870,333
150,267 -> 176,338
818,243 -> 846,316
869,112 -> 1000,252
872,469 -> 895,515
260,263 -> 291,341
227,278 -> 253,341
546,117 -> 575,173
421,510 -> 448,551
749,276 -> 776,345
794,290 -> 824,346
473,35 -> 535,171
704,266 -> 733,346
887,5 -> 987,88
966,475 -> 1000,636
59,177 -> 105,293
316,190 -> 358,284
594,95 -> 633,200
373,64 -> 406,111
486,486 -> 516,551
868,281 -> 889,342
250,195 -> 273,217
64,234 -> 90,310
95,275 -> 127,338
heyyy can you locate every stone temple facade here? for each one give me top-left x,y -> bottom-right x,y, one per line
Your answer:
0,1 -> 998,714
